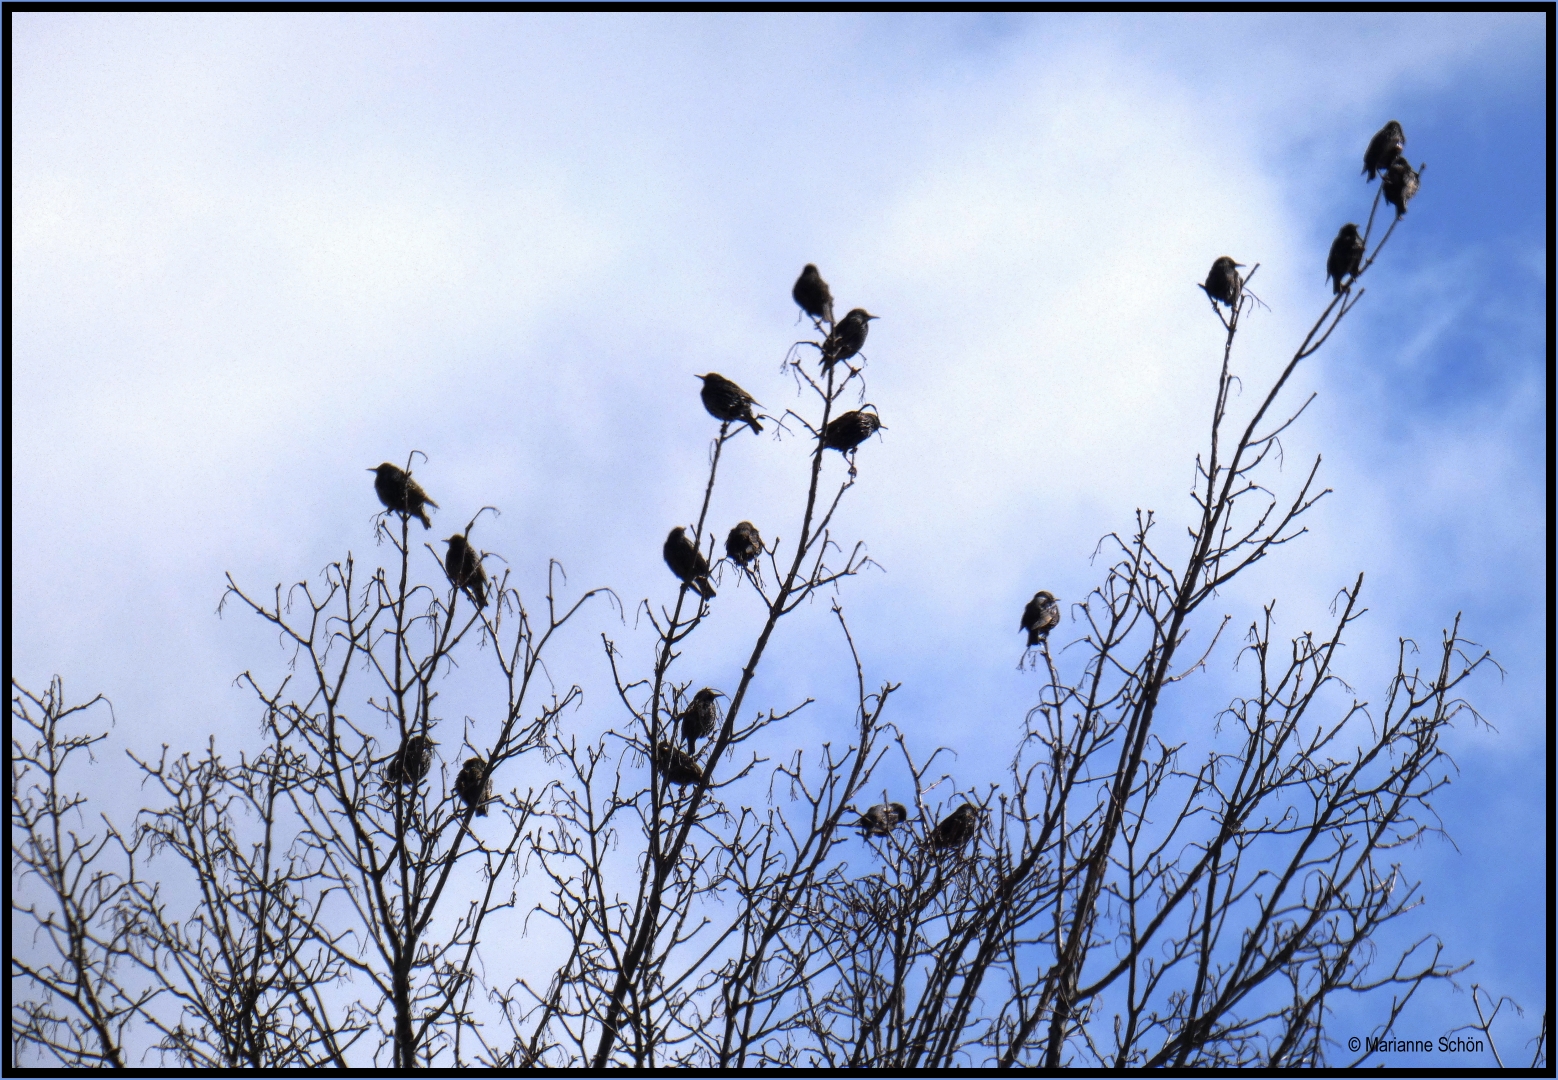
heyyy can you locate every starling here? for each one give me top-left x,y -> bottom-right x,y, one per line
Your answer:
822,409 -> 884,453
792,263 -> 835,324
370,463 -> 438,529
664,527 -> 717,600
927,803 -> 980,850
1362,120 -> 1405,182
856,802 -> 908,838
725,521 -> 762,567
679,687 -> 725,750
384,734 -> 435,787
445,533 -> 489,610
1020,591 -> 1061,647
822,308 -> 877,368
698,373 -> 763,434
1203,257 -> 1243,308
653,742 -> 705,786
454,757 -> 492,817
1381,158 -> 1419,219
1325,223 -> 1364,295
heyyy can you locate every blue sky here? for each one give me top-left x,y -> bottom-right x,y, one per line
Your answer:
12,12 -> 1546,1066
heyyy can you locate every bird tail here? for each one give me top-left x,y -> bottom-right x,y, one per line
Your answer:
696,577 -> 716,600
417,507 -> 433,529
747,416 -> 763,435
1027,629 -> 1040,647
468,582 -> 488,609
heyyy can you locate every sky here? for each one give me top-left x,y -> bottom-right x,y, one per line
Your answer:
11,12 -> 1547,1067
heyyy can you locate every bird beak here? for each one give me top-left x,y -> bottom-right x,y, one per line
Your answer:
715,691 -> 728,698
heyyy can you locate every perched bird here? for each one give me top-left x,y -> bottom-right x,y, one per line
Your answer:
1362,120 -> 1405,182
370,463 -> 438,529
664,527 -> 717,600
445,533 -> 488,610
822,308 -> 877,368
679,687 -> 725,750
822,409 -> 884,453
725,521 -> 762,567
927,803 -> 980,850
1203,257 -> 1243,308
792,263 -> 835,324
1381,158 -> 1420,219
454,757 -> 492,817
384,734 -> 435,787
653,742 -> 705,787
1020,591 -> 1061,647
856,802 -> 908,838
698,373 -> 763,434
1325,224 -> 1364,295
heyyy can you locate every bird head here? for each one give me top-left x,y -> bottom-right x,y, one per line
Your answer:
668,526 -> 687,543
1213,256 -> 1244,271
371,462 -> 397,476
1035,590 -> 1056,604
1341,223 -> 1360,238
889,803 -> 909,822
446,534 -> 467,547
693,687 -> 725,703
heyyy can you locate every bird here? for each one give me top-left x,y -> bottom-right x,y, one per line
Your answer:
384,734 -> 435,787
370,463 -> 438,529
792,263 -> 834,325
445,533 -> 488,610
454,757 -> 492,817
1362,120 -> 1405,182
927,803 -> 980,850
822,409 -> 884,454
725,521 -> 762,567
1381,158 -> 1420,219
1325,224 -> 1364,295
856,802 -> 908,838
679,687 -> 725,751
653,742 -> 705,787
1203,257 -> 1243,308
698,373 -> 763,434
664,527 -> 716,600
1020,591 -> 1061,647
822,308 -> 877,368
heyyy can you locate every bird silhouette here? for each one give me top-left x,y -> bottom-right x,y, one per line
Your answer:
445,534 -> 488,610
792,263 -> 834,325
1362,120 -> 1405,182
664,527 -> 716,600
1381,158 -> 1420,219
823,409 -> 884,454
927,803 -> 980,850
679,687 -> 725,751
725,521 -> 762,567
822,308 -> 877,368
653,742 -> 705,786
856,802 -> 908,838
1326,224 -> 1364,295
384,734 -> 435,787
454,757 -> 492,817
1202,257 -> 1243,308
370,463 -> 437,529
698,373 -> 763,434
1020,591 -> 1061,647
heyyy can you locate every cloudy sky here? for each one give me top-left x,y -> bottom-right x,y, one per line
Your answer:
13,12 -> 1545,1065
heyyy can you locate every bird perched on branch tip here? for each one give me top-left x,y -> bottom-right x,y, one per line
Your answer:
370,463 -> 438,529
445,533 -> 488,610
1381,158 -> 1420,219
698,373 -> 763,434
1363,120 -> 1405,182
1021,591 -> 1061,647
857,802 -> 908,838
1203,257 -> 1243,308
725,521 -> 762,567
680,687 -> 724,751
822,308 -> 877,368
384,734 -> 435,787
1326,224 -> 1364,295
454,757 -> 492,816
823,409 -> 884,454
792,263 -> 834,325
927,803 -> 980,850
664,527 -> 717,600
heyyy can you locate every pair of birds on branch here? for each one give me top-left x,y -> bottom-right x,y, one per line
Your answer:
370,463 -> 488,609
1204,121 -> 1421,311
856,801 -> 981,851
661,519 -> 765,600
792,263 -> 878,370
382,735 -> 493,816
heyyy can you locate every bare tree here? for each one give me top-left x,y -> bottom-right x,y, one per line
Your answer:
13,159 -> 1531,1068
